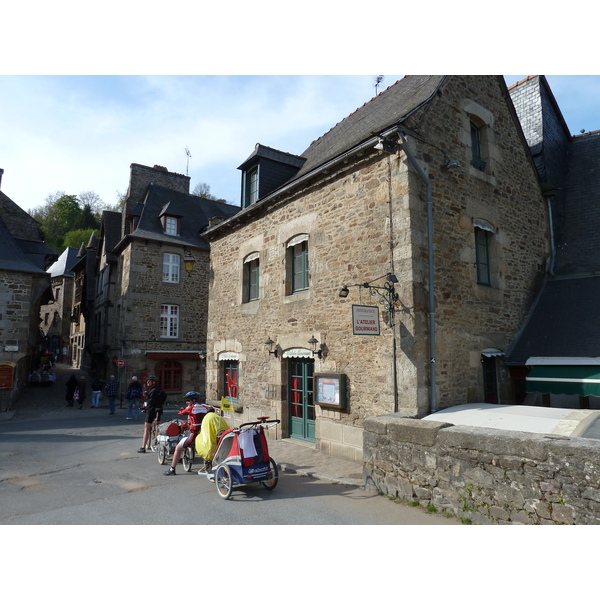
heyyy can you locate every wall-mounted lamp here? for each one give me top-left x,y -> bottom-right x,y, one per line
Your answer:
338,272 -> 399,328
374,137 -> 398,154
308,336 -> 323,359
265,337 -> 279,358
183,250 -> 196,276
443,159 -> 462,169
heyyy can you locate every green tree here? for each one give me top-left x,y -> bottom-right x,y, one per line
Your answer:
40,194 -> 82,252
64,229 -> 98,251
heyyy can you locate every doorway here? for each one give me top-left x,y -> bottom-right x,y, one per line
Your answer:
288,358 -> 316,442
482,355 -> 498,403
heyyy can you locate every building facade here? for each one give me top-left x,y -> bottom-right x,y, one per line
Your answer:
0,169 -> 57,410
98,164 -> 239,403
39,247 -> 79,364
204,76 -> 550,460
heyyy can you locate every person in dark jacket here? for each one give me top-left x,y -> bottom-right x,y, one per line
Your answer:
65,374 -> 78,407
125,376 -> 143,420
137,376 -> 166,452
74,376 -> 86,409
104,375 -> 119,415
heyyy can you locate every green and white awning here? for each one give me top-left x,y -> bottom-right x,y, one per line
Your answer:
526,359 -> 600,396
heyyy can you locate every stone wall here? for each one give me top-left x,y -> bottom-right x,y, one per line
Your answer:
363,414 -> 600,524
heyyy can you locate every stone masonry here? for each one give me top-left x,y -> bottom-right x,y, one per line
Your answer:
363,414 -> 600,524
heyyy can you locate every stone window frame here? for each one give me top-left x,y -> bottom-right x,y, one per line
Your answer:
221,360 -> 239,405
286,234 -> 309,295
242,251 -> 260,303
159,303 -> 179,338
473,218 -> 496,287
462,99 -> 496,184
162,252 -> 181,284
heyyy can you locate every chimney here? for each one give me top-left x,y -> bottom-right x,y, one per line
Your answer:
0,168 -> 4,189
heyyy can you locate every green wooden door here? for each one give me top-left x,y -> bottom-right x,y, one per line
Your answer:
289,358 -> 316,442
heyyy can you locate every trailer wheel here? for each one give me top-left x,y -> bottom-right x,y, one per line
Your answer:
158,446 -> 167,465
216,465 -> 233,499
261,458 -> 279,490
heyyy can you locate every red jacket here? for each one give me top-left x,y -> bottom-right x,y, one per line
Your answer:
178,403 -> 212,433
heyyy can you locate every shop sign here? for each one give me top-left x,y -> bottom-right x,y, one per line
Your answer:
352,305 -> 380,336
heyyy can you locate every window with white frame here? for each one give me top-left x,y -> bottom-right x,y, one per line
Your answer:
164,216 -> 179,236
160,304 -> 179,337
162,253 -> 180,283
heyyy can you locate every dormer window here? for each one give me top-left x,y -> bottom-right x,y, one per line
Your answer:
163,215 -> 180,236
249,169 -> 259,205
238,144 -> 306,209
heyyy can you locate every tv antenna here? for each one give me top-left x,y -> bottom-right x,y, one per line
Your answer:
185,147 -> 192,176
374,75 -> 384,94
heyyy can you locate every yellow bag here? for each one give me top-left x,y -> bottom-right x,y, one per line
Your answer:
195,412 -> 230,459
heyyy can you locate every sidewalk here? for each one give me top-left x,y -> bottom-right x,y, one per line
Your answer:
1,364 -> 365,488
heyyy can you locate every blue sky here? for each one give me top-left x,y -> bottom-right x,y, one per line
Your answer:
2,74 -> 600,213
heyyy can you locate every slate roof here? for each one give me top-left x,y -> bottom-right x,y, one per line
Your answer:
507,129 -> 600,364
100,210 -> 122,263
294,75 -> 446,180
0,214 -> 48,274
553,131 -> 600,276
47,247 -> 79,278
130,184 -> 240,249
506,276 -> 600,364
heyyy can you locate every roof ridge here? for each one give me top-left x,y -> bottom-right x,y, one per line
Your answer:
304,76 -> 409,149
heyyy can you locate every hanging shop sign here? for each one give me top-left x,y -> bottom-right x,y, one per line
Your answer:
352,305 -> 380,336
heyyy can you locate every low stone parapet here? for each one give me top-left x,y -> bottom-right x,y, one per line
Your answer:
363,414 -> 600,524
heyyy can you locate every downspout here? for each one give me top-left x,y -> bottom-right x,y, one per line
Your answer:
398,133 -> 437,414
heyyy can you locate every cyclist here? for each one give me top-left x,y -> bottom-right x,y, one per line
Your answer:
137,375 -> 166,453
164,391 -> 213,475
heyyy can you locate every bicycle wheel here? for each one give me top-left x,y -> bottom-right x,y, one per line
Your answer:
215,465 -> 233,499
261,458 -> 279,490
182,447 -> 194,472
158,445 -> 167,465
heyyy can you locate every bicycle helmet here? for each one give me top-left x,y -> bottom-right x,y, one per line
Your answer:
184,391 -> 201,400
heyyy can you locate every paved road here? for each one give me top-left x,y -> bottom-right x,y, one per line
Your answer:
0,364 -> 456,526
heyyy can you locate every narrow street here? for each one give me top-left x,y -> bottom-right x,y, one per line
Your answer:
1,363 -> 456,526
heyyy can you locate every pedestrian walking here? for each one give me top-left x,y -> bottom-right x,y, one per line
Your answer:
104,375 -> 119,415
65,374 -> 78,407
137,375 -> 166,452
74,376 -> 86,409
91,377 -> 103,408
125,376 -> 143,420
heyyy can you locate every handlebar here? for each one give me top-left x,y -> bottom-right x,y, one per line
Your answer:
239,418 -> 281,429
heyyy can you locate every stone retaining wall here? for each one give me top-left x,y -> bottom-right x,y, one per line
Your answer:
363,414 -> 600,524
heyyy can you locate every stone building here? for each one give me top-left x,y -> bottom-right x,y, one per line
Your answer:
100,163 -> 239,403
39,247 -> 79,363
203,76 -> 550,461
0,169 -> 57,410
69,235 -> 98,370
